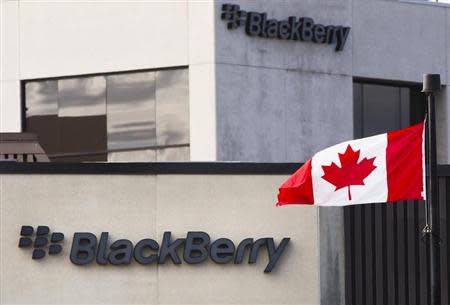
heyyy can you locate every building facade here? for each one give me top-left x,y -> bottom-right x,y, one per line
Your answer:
2,0 -> 449,163
1,1 -> 450,304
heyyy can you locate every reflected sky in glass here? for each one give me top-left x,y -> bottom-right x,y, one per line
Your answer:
58,76 -> 106,117
25,80 -> 58,117
106,72 -> 156,150
156,69 -> 189,146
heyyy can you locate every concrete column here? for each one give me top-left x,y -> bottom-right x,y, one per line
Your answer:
436,86 -> 449,164
188,0 -> 217,161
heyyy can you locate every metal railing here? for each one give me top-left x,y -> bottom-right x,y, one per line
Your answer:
0,133 -> 49,162
344,166 -> 450,305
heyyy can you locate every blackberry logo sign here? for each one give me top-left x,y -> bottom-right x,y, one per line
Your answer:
221,4 -> 350,52
18,225 -> 64,259
221,3 -> 247,29
18,227 -> 290,273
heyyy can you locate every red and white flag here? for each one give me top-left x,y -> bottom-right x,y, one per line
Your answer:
277,122 -> 426,206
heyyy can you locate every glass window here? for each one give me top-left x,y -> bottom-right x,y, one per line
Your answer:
58,76 -> 107,161
157,146 -> 190,161
353,81 -> 426,138
25,81 -> 60,155
155,69 -> 189,146
23,68 -> 190,162
108,149 -> 156,162
106,72 -> 156,151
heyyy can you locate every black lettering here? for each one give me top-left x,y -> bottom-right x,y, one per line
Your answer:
134,239 -> 159,265
335,26 -> 350,51
289,16 -> 301,40
210,238 -> 235,264
277,21 -> 290,40
184,231 -> 210,264
264,238 -> 290,273
259,13 -> 268,37
158,232 -> 184,264
245,12 -> 262,36
300,17 -> 314,41
70,233 -> 97,265
96,232 -> 109,265
227,7 -> 350,52
234,238 -> 253,264
325,25 -> 336,45
312,24 -> 326,43
108,239 -> 133,265
249,238 -> 267,264
266,19 -> 278,38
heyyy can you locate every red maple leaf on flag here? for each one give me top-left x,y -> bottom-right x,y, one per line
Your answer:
321,145 -> 377,200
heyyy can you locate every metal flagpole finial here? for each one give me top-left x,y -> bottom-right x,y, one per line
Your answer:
422,74 -> 441,94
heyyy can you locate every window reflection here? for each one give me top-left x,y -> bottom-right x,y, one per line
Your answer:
108,149 -> 156,162
56,76 -> 107,161
156,69 -> 189,146
24,68 -> 190,162
107,72 -> 156,151
25,81 -> 60,156
157,146 -> 190,161
58,76 -> 106,117
25,81 -> 58,117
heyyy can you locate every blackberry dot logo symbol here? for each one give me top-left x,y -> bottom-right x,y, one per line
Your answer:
18,225 -> 64,259
221,4 -> 247,30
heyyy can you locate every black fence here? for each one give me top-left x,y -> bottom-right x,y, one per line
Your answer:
344,165 -> 450,305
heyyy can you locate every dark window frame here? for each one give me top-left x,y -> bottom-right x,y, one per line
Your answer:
353,78 -> 426,139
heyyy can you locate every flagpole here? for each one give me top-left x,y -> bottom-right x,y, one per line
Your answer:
422,73 -> 441,305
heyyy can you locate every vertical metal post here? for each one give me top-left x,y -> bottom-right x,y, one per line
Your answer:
422,73 -> 441,305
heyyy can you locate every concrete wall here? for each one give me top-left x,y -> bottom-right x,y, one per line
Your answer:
353,0 -> 448,84
211,1 -> 448,304
0,173 -> 319,305
213,0 -> 449,162
214,0 -> 354,163
213,3 -> 352,305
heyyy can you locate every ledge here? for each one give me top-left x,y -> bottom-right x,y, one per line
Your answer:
1,162 -> 449,176
0,162 -> 302,175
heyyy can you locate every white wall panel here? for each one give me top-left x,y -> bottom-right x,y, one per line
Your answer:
0,0 -> 19,81
19,2 -> 188,79
189,64 -> 217,161
0,80 -> 21,132
0,1 -> 21,132
188,1 -> 217,160
1,174 -> 319,305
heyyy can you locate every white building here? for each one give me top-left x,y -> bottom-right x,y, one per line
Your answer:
1,1 -> 449,304
2,0 -> 449,163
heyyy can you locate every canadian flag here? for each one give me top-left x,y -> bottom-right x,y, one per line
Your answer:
277,122 -> 426,206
